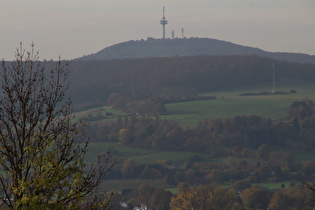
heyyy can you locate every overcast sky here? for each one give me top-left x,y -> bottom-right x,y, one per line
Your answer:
1,0 -> 315,60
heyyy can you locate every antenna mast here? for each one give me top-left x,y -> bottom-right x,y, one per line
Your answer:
272,64 -> 275,93
160,7 -> 168,39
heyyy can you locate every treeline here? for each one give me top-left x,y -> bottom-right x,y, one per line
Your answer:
108,183 -> 315,209
105,144 -> 306,185
86,99 -> 315,151
101,101 -> 315,209
78,37 -> 315,64
87,113 -> 282,152
66,55 -> 315,108
107,92 -> 167,115
286,99 -> 315,146
85,100 -> 315,188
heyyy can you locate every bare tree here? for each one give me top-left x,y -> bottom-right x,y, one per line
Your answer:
0,43 -> 115,208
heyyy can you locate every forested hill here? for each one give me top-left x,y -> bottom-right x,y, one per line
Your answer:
76,38 -> 315,64
67,55 -> 315,107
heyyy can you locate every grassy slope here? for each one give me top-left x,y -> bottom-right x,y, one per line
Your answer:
86,142 -> 206,165
162,83 -> 315,127
74,83 -> 315,127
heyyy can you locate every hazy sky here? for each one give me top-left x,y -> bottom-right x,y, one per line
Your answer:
1,0 -> 315,60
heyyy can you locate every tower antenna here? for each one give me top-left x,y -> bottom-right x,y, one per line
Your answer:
160,7 -> 168,39
271,64 -> 276,93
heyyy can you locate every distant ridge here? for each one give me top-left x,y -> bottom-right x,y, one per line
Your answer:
76,37 -> 315,64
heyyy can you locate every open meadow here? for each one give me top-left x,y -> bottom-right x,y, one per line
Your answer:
86,142 -> 208,165
162,83 -> 315,127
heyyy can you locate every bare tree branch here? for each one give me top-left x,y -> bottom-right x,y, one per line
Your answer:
0,43 -> 115,208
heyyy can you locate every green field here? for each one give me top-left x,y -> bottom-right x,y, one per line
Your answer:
86,142 -> 208,165
86,142 -> 315,168
161,84 -> 315,127
163,97 -> 289,127
101,179 -> 168,192
222,181 -> 293,190
73,83 -> 315,128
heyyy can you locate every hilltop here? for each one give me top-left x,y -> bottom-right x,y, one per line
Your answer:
76,37 -> 315,64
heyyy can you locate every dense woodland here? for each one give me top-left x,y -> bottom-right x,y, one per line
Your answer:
64,55 -> 315,110
77,38 -> 315,64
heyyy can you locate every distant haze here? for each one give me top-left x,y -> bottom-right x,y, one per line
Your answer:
1,0 -> 315,60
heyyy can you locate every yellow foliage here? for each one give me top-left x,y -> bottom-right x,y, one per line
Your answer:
170,185 -> 239,210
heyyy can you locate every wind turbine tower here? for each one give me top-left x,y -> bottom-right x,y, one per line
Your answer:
160,7 -> 168,39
